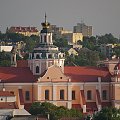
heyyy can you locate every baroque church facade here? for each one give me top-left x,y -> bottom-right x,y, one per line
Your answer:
0,15 -> 120,114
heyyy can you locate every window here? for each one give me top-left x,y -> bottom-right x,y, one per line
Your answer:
25,91 -> 30,101
36,66 -> 39,73
72,91 -> 75,100
60,77 -> 62,79
36,54 -> 40,59
44,35 -> 47,43
87,90 -> 92,100
60,90 -> 64,100
102,90 -> 107,100
41,35 -> 42,43
45,90 -> 49,100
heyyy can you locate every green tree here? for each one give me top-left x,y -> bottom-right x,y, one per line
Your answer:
54,38 -> 68,48
0,51 -> 11,67
29,102 -> 82,120
93,107 -> 120,120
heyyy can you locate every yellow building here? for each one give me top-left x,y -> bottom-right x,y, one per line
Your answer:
8,26 -> 40,36
62,32 -> 83,44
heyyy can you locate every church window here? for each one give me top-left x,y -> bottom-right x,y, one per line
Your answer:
87,90 -> 92,100
41,53 -> 46,58
44,35 -> 47,43
45,90 -> 49,100
36,66 -> 39,73
60,90 -> 64,100
48,54 -> 52,58
25,91 -> 30,101
36,54 -> 40,59
72,91 -> 76,100
102,90 -> 107,100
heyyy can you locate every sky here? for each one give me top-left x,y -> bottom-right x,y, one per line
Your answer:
0,0 -> 120,38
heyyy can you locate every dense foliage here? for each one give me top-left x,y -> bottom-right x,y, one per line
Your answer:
29,102 -> 83,120
0,32 -> 120,67
93,107 -> 120,120
0,51 -> 11,66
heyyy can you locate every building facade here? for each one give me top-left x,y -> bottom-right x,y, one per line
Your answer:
0,16 -> 120,115
8,26 -> 40,36
73,22 -> 92,37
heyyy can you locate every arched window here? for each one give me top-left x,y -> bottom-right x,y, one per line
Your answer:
87,90 -> 92,100
36,66 -> 39,73
102,90 -> 107,100
36,54 -> 40,59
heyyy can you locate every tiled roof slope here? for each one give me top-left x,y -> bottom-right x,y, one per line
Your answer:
64,66 -> 111,82
0,67 -> 36,83
17,60 -> 28,68
0,102 -> 18,109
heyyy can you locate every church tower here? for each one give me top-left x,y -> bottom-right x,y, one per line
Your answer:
28,14 -> 65,75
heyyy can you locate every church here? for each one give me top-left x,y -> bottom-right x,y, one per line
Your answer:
0,15 -> 120,114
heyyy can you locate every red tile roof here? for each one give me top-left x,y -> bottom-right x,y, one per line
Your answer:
0,91 -> 15,96
9,26 -> 39,33
0,102 -> 18,109
64,66 -> 111,82
0,67 -> 37,83
17,60 -> 28,67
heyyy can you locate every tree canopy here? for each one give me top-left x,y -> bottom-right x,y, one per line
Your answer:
29,102 -> 83,120
93,107 -> 120,120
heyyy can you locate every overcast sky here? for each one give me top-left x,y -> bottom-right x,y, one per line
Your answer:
0,0 -> 120,37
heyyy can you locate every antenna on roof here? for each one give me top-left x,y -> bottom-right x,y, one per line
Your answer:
45,12 -> 47,23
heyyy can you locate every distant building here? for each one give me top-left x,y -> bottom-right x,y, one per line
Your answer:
73,22 -> 92,37
68,48 -> 78,56
8,26 -> 40,36
99,44 -> 114,59
0,46 -> 13,52
62,32 -> 83,44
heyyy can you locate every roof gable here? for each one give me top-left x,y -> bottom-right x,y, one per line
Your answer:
38,66 -> 70,82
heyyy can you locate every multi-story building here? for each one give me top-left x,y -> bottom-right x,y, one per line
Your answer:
62,32 -> 83,44
99,44 -> 114,59
8,26 -> 40,36
73,22 -> 92,37
0,16 -> 120,115
49,25 -> 83,44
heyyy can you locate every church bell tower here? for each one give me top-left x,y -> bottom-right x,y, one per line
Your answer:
28,14 -> 65,75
